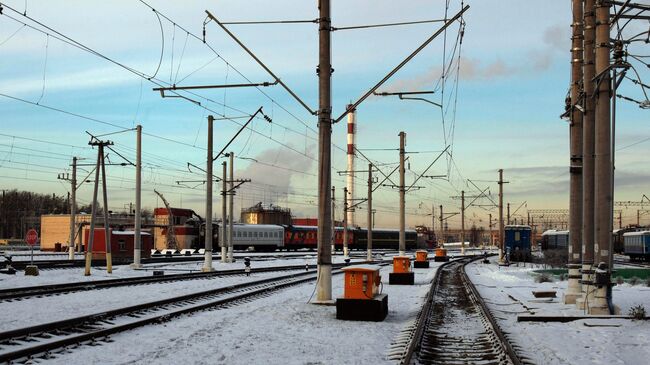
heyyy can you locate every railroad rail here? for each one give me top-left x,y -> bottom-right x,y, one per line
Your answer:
3,250 -> 386,270
0,261 -> 369,301
395,256 -> 521,365
0,263 -> 381,363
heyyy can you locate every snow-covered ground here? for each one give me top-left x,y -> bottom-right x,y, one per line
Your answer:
1,255 -> 448,364
467,258 -> 650,365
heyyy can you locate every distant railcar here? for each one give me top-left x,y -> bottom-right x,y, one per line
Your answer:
352,228 -> 417,250
623,231 -> 650,262
504,225 -> 532,261
231,224 -> 284,251
541,230 -> 569,251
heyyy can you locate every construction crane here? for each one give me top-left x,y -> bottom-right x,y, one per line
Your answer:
154,189 -> 178,251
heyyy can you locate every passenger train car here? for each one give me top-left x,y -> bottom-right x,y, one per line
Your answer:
199,222 -> 417,251
623,231 -> 650,262
504,225 -> 532,261
541,230 -> 569,251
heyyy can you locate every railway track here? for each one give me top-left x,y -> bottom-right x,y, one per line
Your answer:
4,250 -> 383,270
395,257 -> 520,365
0,261 -> 379,301
0,264 -> 371,363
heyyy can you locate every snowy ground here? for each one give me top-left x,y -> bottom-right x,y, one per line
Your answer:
1,254 -> 448,364
467,258 -> 650,365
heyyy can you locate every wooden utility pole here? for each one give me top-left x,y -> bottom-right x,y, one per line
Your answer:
84,148 -> 101,276
566,0 -> 584,305
203,116 -> 214,272
84,140 -> 113,276
367,163 -> 373,261
507,203 -> 511,225
316,0 -> 333,302
100,145 -> 112,274
398,131 -> 406,256
343,187 -> 349,258
133,125 -> 142,268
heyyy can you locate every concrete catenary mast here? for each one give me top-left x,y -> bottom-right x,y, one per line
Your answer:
346,105 -> 356,228
565,0 -> 584,305
315,0 -> 333,302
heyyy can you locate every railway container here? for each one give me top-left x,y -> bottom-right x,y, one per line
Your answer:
504,225 -> 532,261
623,231 -> 650,262
83,228 -> 153,260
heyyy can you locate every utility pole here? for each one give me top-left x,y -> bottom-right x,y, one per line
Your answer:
367,163 -> 373,261
228,152 -> 235,263
84,147 -> 101,276
461,190 -> 465,255
489,213 -> 493,246
439,204 -> 444,245
84,140 -> 113,276
331,186 -> 335,254
315,0 -> 333,303
566,0 -> 584,305
58,157 -> 77,259
498,169 -> 506,264
399,131 -> 406,256
221,161 -> 227,263
580,0 -> 596,310
100,144 -> 112,274
618,210 -> 622,229
133,124 -> 142,268
507,203 -> 511,225
431,203 -> 436,245
203,115 -> 214,272
591,0 -> 613,314
343,187 -> 349,258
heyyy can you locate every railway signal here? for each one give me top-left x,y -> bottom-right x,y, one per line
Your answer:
25,228 -> 38,276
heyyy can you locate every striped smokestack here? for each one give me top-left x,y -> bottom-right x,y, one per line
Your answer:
346,105 -> 355,227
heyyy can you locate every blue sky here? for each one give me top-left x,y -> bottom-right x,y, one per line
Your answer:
1,0 -> 648,229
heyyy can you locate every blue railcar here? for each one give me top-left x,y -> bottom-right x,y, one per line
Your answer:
504,225 -> 532,261
623,231 -> 650,262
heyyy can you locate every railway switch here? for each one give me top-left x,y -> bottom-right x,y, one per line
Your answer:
336,265 -> 388,321
414,250 -> 430,268
389,256 -> 414,285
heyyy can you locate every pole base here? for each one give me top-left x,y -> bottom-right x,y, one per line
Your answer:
336,294 -> 388,321
414,261 -> 430,268
24,265 -> 39,276
201,266 -> 214,272
389,272 -> 414,285
130,263 -> 143,269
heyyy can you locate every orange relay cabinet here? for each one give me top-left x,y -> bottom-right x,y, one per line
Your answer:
337,265 -> 388,322
342,265 -> 381,300
389,256 -> 414,285
414,250 -> 430,268
392,256 -> 411,273
434,248 -> 449,262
